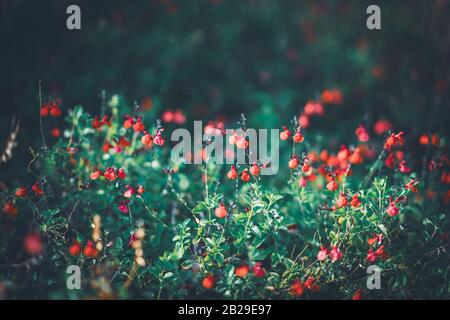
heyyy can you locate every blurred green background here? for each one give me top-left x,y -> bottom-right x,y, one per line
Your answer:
0,0 -> 449,183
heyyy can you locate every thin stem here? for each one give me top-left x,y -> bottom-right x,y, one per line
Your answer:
38,80 -> 47,150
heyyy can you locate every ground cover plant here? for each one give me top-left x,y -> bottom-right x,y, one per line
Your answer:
0,89 -> 448,299
0,0 -> 449,300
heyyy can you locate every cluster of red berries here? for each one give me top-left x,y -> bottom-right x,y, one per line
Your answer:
68,239 -> 98,259
290,276 -> 320,297
332,192 -> 361,210
123,184 -> 145,199
141,128 -> 165,148
123,114 -> 166,149
40,100 -> 62,117
161,109 -> 186,124
123,115 -> 145,132
384,131 -> 405,150
102,137 -> 132,154
92,115 -> 112,130
90,167 -> 126,181
316,245 -> 343,262
228,132 -> 249,149
15,182 -> 44,198
419,133 -> 440,147
279,126 -> 304,143
202,262 -> 266,289
226,163 -> 266,182
386,196 -> 404,217
366,233 -> 388,263
297,89 -> 342,129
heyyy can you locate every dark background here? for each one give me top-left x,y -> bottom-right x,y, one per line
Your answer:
0,0 -> 449,182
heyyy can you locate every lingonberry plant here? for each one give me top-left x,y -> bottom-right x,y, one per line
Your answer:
0,92 -> 448,300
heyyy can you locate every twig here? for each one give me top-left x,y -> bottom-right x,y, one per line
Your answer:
38,80 -> 47,150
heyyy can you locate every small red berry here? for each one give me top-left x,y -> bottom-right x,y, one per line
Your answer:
241,169 -> 250,182
118,168 -> 126,180
293,131 -> 304,143
24,233 -> 43,255
288,157 -> 299,169
50,105 -> 61,117
336,192 -> 348,208
227,166 -> 238,180
329,246 -> 343,262
214,203 -> 228,219
202,275 -> 215,289
51,127 -> 61,138
32,183 -> 44,196
141,132 -> 154,148
69,240 -> 82,256
352,289 -> 363,300
123,115 -> 134,129
250,163 -> 261,176
326,180 -> 338,192
40,105 -> 50,117
133,118 -> 145,132
350,194 -> 361,207
290,279 -> 304,297
280,127 -> 291,141
252,262 -> 266,278
15,186 -> 28,198
3,202 -> 18,217
235,264 -> 250,278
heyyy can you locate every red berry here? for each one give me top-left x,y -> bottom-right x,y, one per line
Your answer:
123,115 -> 134,129
235,264 -> 250,278
104,168 -> 117,181
290,280 -> 304,297
350,194 -> 361,207
280,129 -> 290,141
227,166 -> 238,180
162,110 -> 174,123
15,186 -> 28,198
133,119 -> 145,132
293,131 -> 304,143
288,157 -> 299,169
336,192 -> 348,208
69,240 -> 82,256
118,168 -> 126,180
83,240 -> 98,258
40,105 -> 50,117
32,183 -> 44,196
141,132 -> 153,147
252,262 -> 266,278
202,275 -> 215,289
24,233 -> 43,255
241,169 -> 250,182
329,246 -> 343,262
3,202 -> 18,217
50,105 -> 61,117
51,127 -> 61,138
250,163 -> 261,176
353,289 -> 363,300
326,180 -> 338,191
214,203 -> 228,219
